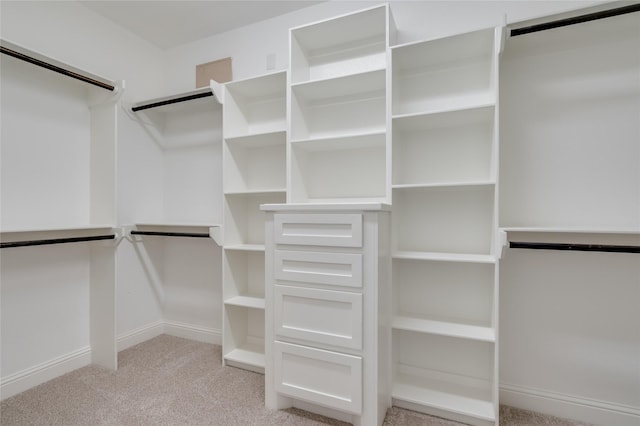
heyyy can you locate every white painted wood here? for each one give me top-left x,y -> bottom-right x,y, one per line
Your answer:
275,285 -> 363,350
289,4 -> 389,84
265,205 -> 391,425
274,250 -> 363,288
89,243 -> 117,370
390,26 -> 503,424
224,71 -> 286,138
274,213 -> 362,247
274,341 -> 363,414
392,106 -> 495,187
221,72 -> 288,372
391,28 -> 497,116
392,186 -> 495,255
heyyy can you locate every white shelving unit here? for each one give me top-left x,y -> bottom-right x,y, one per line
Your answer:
222,71 -> 287,372
0,39 -> 121,397
390,27 -> 503,426
288,4 -> 394,204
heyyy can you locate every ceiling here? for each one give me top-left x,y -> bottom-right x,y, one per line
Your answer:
80,1 -> 325,50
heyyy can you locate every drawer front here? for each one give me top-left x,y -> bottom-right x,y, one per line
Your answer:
275,285 -> 362,350
275,250 -> 363,288
274,214 -> 362,247
274,341 -> 362,414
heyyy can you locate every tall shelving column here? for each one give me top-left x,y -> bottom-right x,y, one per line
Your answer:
222,71 -> 287,372
288,4 -> 394,204
389,27 -> 504,426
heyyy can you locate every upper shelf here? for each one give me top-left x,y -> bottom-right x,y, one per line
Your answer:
131,84 -> 222,112
0,225 -> 117,249
0,38 -> 117,92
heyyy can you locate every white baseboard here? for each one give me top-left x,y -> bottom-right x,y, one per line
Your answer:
500,383 -> 640,426
117,320 -> 164,351
163,320 -> 222,345
1,346 -> 91,401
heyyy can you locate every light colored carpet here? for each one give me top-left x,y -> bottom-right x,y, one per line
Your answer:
0,335 -> 591,425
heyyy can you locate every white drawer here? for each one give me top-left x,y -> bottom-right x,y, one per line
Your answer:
274,341 -> 362,414
275,285 -> 362,350
274,214 -> 362,247
275,250 -> 362,288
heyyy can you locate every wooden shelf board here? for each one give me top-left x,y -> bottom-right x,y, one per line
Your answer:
224,244 -> 265,252
392,181 -> 495,191
224,342 -> 265,369
224,130 -> 286,147
393,315 -> 495,342
291,68 -> 386,100
224,188 -> 286,196
224,295 -> 265,310
393,251 -> 496,264
392,94 -> 496,119
393,372 -> 495,422
1,224 -> 114,235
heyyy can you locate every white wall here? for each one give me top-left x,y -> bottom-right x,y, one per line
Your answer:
163,0 -> 601,92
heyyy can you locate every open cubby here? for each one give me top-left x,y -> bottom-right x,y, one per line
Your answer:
290,69 -> 386,141
393,259 -> 495,333
224,192 -> 286,248
392,28 -> 497,116
392,330 -> 495,423
392,186 -> 495,256
290,134 -> 386,203
224,71 -> 286,138
223,304 -> 266,371
290,4 -> 388,84
224,131 -> 286,194
223,250 -> 266,305
392,106 -> 495,187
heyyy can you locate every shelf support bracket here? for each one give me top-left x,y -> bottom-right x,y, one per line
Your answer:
209,226 -> 223,246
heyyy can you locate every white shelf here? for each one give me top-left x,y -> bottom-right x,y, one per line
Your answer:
393,315 -> 495,342
1,39 -> 116,91
224,341 -> 265,369
291,130 -> 386,151
224,189 -> 286,196
1,224 -> 114,235
292,69 -> 385,100
393,181 -> 495,191
393,371 -> 495,423
501,227 -> 640,235
393,251 -> 496,264
224,244 -> 265,252
130,86 -> 219,113
225,130 -> 286,147
225,295 -> 265,310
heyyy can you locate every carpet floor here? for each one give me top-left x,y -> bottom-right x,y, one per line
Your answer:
1,335 -> 591,425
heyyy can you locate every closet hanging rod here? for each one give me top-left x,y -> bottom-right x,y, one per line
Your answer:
130,230 -> 211,238
509,241 -> 640,254
0,234 -> 115,249
131,92 -> 214,112
510,3 -> 640,37
0,45 -> 115,91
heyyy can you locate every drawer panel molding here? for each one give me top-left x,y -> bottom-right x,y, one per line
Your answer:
274,341 -> 362,414
275,250 -> 363,288
275,285 -> 363,349
274,214 -> 363,247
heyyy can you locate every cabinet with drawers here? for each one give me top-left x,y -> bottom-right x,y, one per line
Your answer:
262,203 -> 391,426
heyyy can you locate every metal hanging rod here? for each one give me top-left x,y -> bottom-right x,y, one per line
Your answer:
131,92 -> 214,112
510,3 -> 640,37
0,45 -> 115,91
130,230 -> 211,238
0,234 -> 115,249
509,241 -> 640,254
